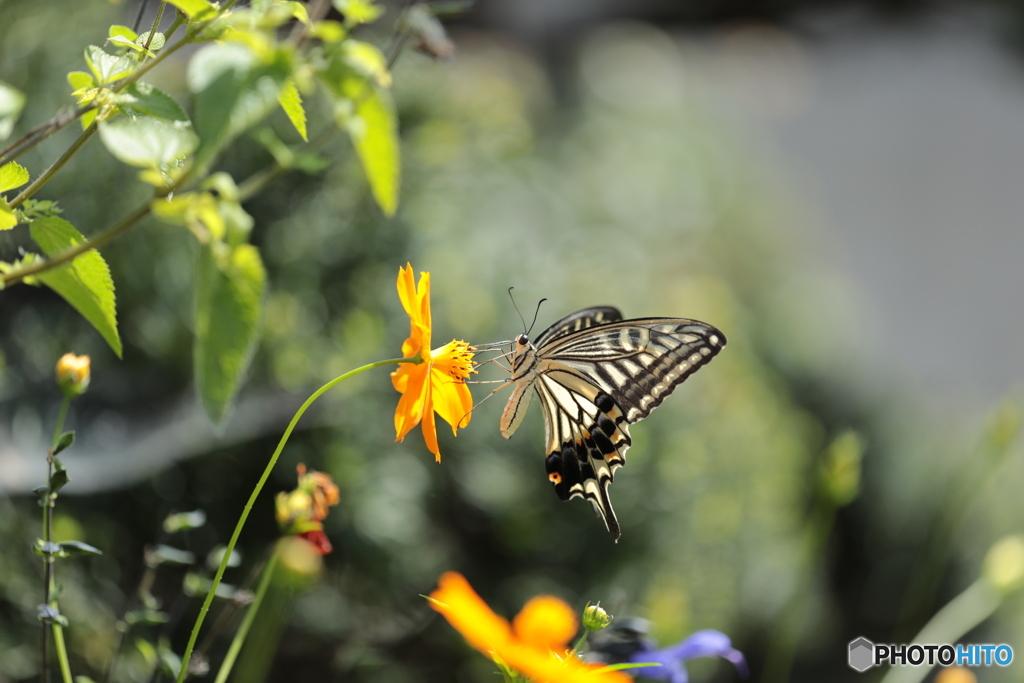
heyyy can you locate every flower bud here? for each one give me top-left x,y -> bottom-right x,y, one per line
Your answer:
982,534 -> 1024,594
582,602 -> 612,631
55,353 -> 90,397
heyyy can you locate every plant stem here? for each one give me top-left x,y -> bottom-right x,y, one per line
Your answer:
10,124 -> 97,210
0,107 -> 93,168
143,2 -> 168,51
212,547 -> 280,683
40,396 -> 70,683
1,201 -> 152,287
174,356 -> 417,683
51,625 -> 73,683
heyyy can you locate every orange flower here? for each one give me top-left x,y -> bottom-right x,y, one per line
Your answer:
428,572 -> 630,683
391,263 -> 475,462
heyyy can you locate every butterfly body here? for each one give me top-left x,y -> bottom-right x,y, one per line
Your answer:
500,307 -> 726,540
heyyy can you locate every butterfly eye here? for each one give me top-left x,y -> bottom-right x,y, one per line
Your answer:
516,333 -> 529,345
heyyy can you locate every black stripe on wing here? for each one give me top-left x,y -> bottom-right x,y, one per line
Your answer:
533,306 -> 623,347
543,319 -> 726,424
534,369 -> 633,540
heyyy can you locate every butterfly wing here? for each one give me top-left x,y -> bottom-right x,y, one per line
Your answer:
532,306 -> 623,347
534,317 -> 726,540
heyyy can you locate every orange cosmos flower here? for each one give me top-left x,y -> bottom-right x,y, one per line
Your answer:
391,263 -> 475,462
428,572 -> 630,683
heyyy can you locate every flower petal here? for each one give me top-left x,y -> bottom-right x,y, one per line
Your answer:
393,363 -> 428,441
430,369 -> 473,434
429,572 -> 514,653
628,629 -> 747,682
512,596 -> 577,651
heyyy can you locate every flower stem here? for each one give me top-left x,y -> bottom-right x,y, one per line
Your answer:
212,546 -> 280,683
174,356 -> 416,683
40,395 -> 71,683
51,625 -> 73,683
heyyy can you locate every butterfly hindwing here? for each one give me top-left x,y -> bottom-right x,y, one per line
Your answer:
501,308 -> 726,540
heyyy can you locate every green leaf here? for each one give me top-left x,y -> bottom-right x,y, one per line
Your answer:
52,431 -> 75,455
29,217 -> 122,357
277,79 -> 307,141
137,31 -> 166,51
334,76 -> 399,216
125,609 -> 169,626
343,40 -> 391,87
165,0 -> 217,18
108,24 -> 138,41
189,43 -> 290,172
108,35 -> 145,53
0,81 -> 26,140
58,541 -> 103,557
0,161 -> 29,192
50,468 -> 70,493
98,117 -> 197,169
0,202 -> 17,231
282,1 -> 311,25
84,45 -> 135,85
195,243 -> 266,423
117,83 -> 189,121
67,71 -> 96,92
333,0 -> 384,26
163,509 -> 207,533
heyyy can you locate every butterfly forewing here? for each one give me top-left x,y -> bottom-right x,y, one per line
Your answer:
501,307 -> 726,540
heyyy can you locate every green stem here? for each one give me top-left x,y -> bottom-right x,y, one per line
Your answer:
174,356 -> 417,683
10,124 -> 96,210
212,547 -> 280,683
40,395 -> 71,683
1,201 -> 152,287
881,579 -> 1002,683
143,2 -> 168,51
51,625 -> 73,683
0,107 -> 93,168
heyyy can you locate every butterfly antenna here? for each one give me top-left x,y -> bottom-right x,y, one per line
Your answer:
508,286 -> 528,335
527,298 -> 547,336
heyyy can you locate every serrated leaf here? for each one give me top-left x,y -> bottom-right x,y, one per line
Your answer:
277,79 -> 307,141
137,31 -> 166,51
30,217 -> 122,357
0,160 -> 29,193
0,81 -> 26,140
166,0 -> 217,18
52,431 -> 75,455
98,117 -> 197,169
58,541 -> 102,556
195,243 -> 266,423
118,83 -> 189,121
84,46 -> 135,85
188,43 -> 289,172
334,76 -> 399,216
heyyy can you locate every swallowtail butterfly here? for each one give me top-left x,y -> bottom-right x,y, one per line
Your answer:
499,307 -> 725,540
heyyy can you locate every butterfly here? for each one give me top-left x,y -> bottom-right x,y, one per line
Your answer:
499,306 -> 726,540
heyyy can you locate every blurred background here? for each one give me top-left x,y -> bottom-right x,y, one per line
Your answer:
1,0 -> 1023,681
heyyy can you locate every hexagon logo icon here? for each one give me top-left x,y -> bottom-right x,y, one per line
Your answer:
848,637 -> 874,672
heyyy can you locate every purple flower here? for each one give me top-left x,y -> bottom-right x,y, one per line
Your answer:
626,629 -> 748,683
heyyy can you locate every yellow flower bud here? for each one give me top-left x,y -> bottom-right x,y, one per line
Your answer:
55,353 -> 91,397
582,602 -> 612,631
982,535 -> 1024,594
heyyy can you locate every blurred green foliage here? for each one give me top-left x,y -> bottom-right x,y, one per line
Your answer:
1,3 -> 1023,683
